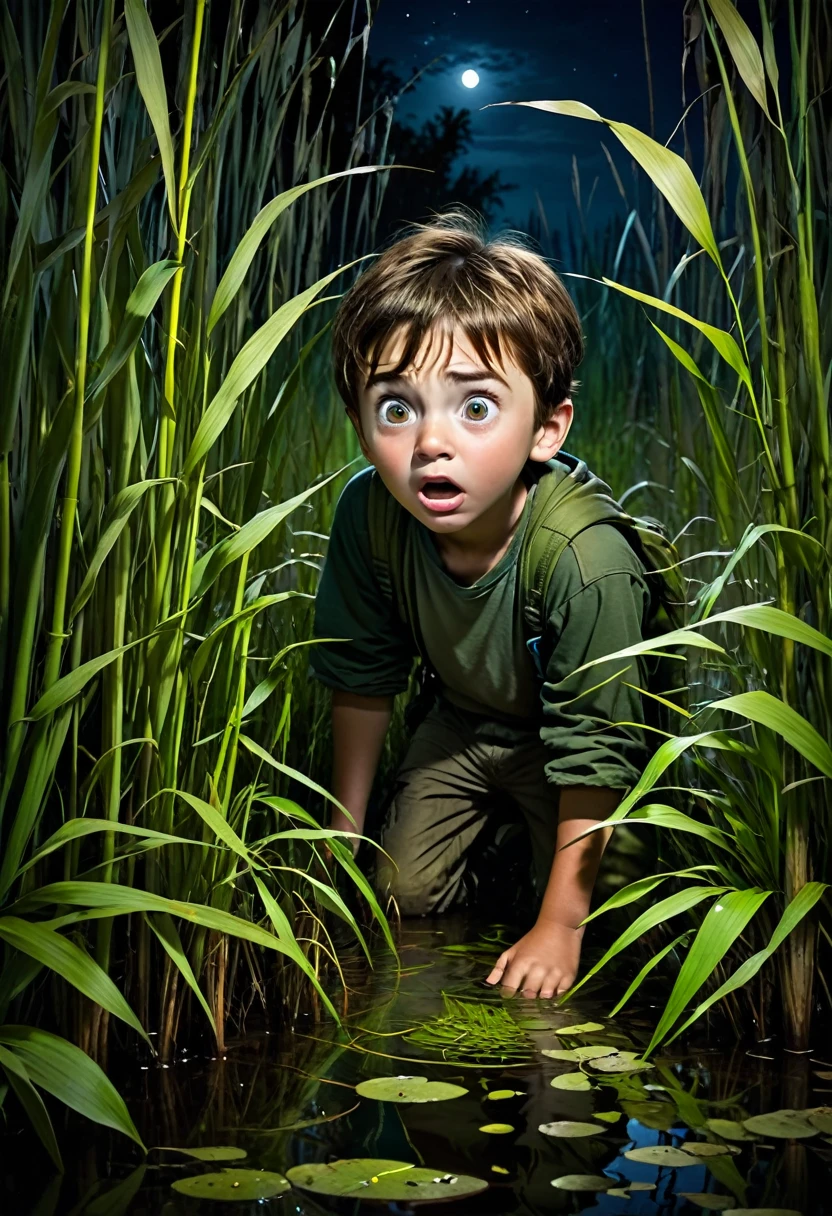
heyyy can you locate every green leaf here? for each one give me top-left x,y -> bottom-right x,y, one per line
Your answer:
550,1072 -> 591,1092
609,933 -> 691,1017
645,889 -> 770,1055
555,1021 -> 605,1034
252,874 -> 347,1016
741,1110 -> 817,1139
669,884 -> 828,1043
69,479 -> 175,620
706,1118 -> 758,1142
124,0 -> 178,232
286,1159 -> 487,1202
624,1145 -> 700,1166
584,866 -> 721,924
715,691 -> 832,778
489,99 -> 721,264
190,473 -> 341,599
0,917 -> 148,1042
85,261 -> 179,400
145,913 -> 216,1037
0,1042 -> 62,1170
551,1175 -> 612,1192
184,265 -> 358,476
705,0 -> 773,120
538,1120 -> 604,1138
355,1076 -> 467,1103
0,1026 -> 144,1148
19,818 -> 191,876
696,603 -> 832,660
589,1051 -> 653,1075
207,169 -> 379,334
171,790 -> 259,871
171,1169 -> 289,1200
565,886 -> 727,1000
479,1122 -> 515,1134
486,1089 -> 523,1099
154,1145 -> 247,1162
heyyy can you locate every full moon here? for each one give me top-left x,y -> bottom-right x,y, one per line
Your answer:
461,69 -> 480,88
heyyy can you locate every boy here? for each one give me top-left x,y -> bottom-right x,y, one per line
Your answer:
310,210 -> 651,1000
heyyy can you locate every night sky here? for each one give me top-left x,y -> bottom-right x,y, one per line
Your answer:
367,0 -> 692,237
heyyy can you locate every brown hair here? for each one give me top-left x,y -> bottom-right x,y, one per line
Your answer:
331,208 -> 583,431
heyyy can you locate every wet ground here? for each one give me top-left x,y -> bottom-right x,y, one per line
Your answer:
5,917 -> 832,1214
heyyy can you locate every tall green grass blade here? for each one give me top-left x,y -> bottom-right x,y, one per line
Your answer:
0,917 -> 148,1042
705,0 -> 773,121
144,913 -> 216,1036
609,933 -> 691,1018
0,1043 -> 62,1171
668,882 -> 829,1043
85,261 -> 179,400
565,886 -> 728,999
645,888 -> 771,1054
716,691 -> 832,778
124,0 -> 178,233
584,867 -> 722,925
0,1026 -> 144,1149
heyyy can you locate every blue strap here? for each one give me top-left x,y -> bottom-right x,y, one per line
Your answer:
526,635 -> 544,680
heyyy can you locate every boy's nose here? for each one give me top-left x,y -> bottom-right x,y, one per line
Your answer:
413,418 -> 455,460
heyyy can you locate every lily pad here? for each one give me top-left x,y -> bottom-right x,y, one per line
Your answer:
590,1050 -> 653,1074
479,1123 -> 514,1134
706,1118 -> 758,1141
678,1196 -> 735,1212
551,1072 -> 592,1092
541,1048 -> 579,1062
491,1165 -> 509,1175
593,1110 -> 623,1124
286,1159 -> 488,1202
486,1089 -> 523,1100
539,1120 -> 604,1138
680,1142 -> 737,1158
517,1018 -> 553,1030
624,1145 -> 700,1167
573,1044 -> 618,1061
742,1109 -> 817,1139
814,1070 -> 832,1081
156,1146 -> 247,1162
551,1174 -> 612,1191
356,1076 -> 468,1104
807,1107 -> 832,1135
171,1169 -> 289,1201
556,1021 -> 605,1034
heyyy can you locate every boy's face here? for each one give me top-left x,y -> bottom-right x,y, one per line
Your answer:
355,324 -> 573,539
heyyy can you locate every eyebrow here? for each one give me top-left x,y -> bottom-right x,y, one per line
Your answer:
365,367 -> 510,390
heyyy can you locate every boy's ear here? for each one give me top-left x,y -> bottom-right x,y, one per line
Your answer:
529,398 -> 574,462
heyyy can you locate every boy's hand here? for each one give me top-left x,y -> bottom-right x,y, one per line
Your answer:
484,921 -> 582,999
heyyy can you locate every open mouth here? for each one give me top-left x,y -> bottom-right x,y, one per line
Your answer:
420,478 -> 462,500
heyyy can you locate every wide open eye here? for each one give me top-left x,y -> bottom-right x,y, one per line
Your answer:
463,396 -> 494,421
379,400 -> 411,425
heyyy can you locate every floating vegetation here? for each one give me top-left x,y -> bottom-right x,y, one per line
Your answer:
681,1141 -> 738,1158
550,1072 -> 592,1092
479,1123 -> 514,1134
741,1110 -> 819,1139
355,1076 -> 467,1103
541,1044 -> 617,1062
624,1145 -> 700,1167
538,1121 -> 605,1138
679,1194 -> 735,1211
404,995 -> 532,1062
608,1183 -> 657,1197
285,1158 -> 488,1202
155,1146 -> 247,1162
589,1050 -> 653,1074
706,1118 -> 759,1141
556,1022 -> 606,1034
593,1110 -> 623,1124
486,1089 -> 523,1100
551,1174 -> 612,1191
170,1169 -> 289,1200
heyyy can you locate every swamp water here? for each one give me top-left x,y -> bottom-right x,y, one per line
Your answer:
7,917 -> 832,1216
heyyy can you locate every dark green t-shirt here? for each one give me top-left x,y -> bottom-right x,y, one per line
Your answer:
310,464 -> 652,789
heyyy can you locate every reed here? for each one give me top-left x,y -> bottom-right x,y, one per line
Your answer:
502,0 -> 830,1051
0,0 -> 399,1164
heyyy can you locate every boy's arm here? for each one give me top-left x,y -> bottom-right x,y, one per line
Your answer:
485,785 -> 619,997
328,689 -> 394,848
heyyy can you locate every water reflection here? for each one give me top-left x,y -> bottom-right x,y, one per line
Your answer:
13,917 -> 829,1214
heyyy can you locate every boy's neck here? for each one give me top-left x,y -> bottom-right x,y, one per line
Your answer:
431,474 -> 530,584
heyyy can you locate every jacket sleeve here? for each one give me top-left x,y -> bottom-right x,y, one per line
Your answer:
308,470 -> 416,697
538,558 -> 653,790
